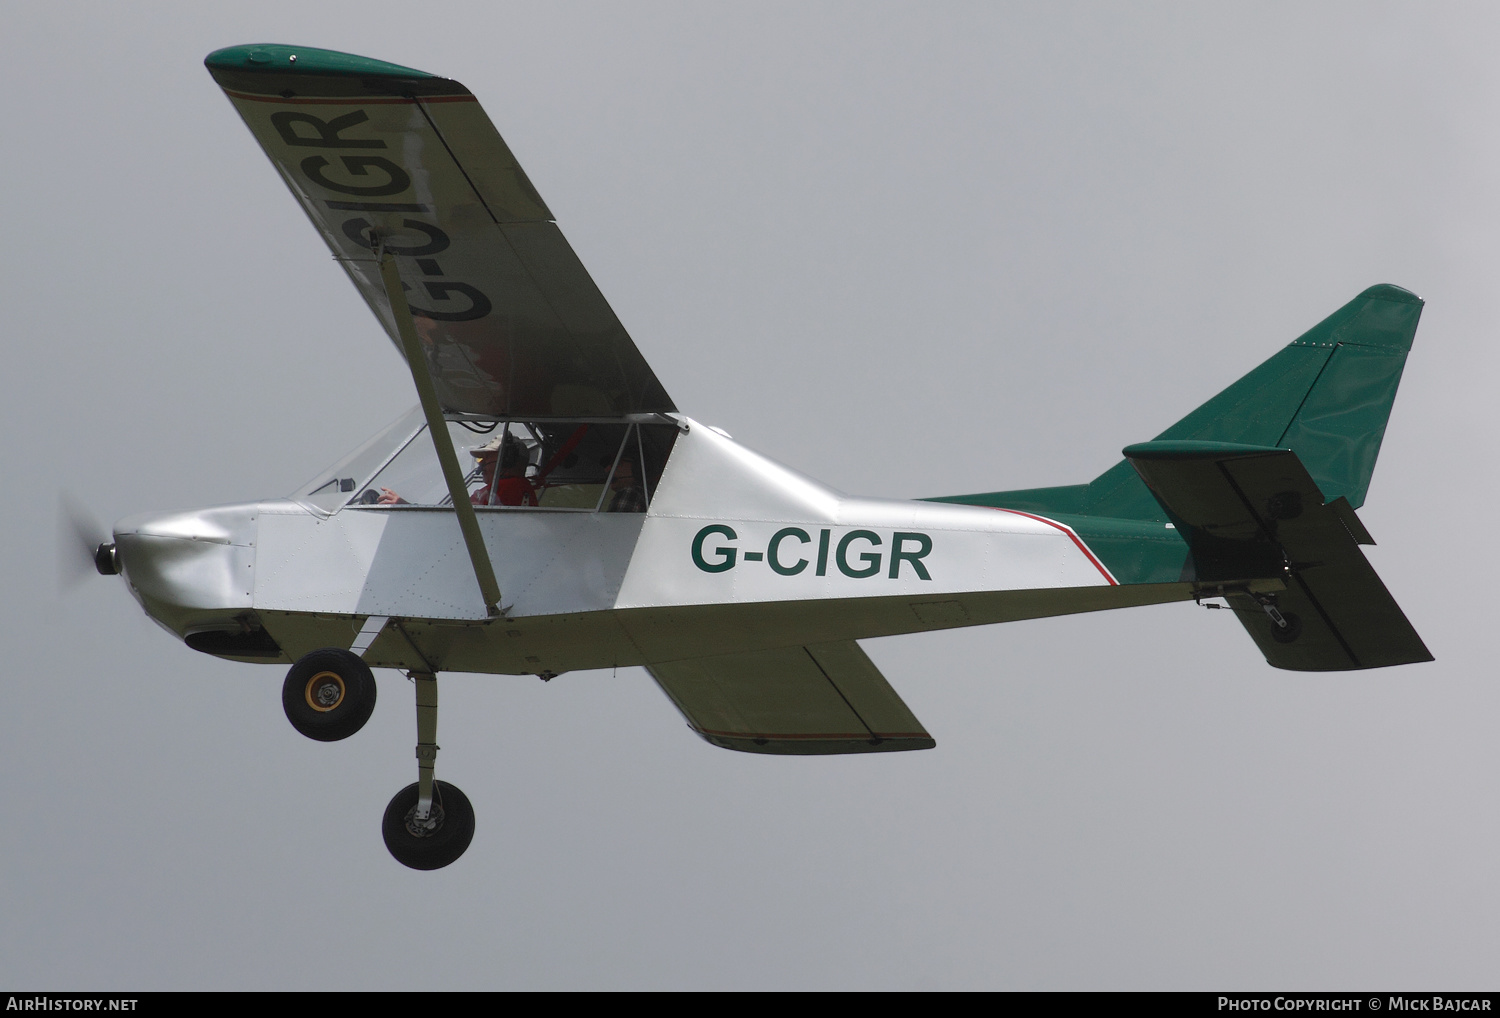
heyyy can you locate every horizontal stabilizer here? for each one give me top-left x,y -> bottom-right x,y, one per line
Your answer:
1124,441 -> 1431,671
648,642 -> 934,754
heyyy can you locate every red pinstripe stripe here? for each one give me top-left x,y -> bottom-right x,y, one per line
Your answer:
987,507 -> 1118,585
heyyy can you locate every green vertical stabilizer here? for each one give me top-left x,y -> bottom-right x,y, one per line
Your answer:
933,284 -> 1423,524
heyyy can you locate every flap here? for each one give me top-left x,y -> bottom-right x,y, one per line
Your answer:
648,642 -> 935,755
205,44 -> 674,420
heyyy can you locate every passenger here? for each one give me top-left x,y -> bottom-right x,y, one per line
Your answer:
606,458 -> 647,513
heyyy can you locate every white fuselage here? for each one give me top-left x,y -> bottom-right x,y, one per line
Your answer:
114,417 -> 1139,675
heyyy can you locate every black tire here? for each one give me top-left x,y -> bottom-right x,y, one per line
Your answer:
382,781 -> 475,870
1270,611 -> 1303,644
282,648 -> 377,742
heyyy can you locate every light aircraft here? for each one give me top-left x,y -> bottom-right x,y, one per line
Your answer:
75,45 -> 1431,870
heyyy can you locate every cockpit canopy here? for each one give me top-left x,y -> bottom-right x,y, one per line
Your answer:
297,407 -> 679,515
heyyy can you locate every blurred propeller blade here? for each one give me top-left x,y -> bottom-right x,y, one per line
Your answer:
58,492 -> 110,590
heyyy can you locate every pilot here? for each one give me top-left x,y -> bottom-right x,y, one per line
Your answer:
470,434 -> 538,507
374,434 -> 538,507
606,457 -> 647,513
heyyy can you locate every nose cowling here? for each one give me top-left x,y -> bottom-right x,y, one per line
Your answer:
113,503 -> 259,634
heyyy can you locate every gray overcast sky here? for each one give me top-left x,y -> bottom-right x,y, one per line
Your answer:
3,1 -> 1497,990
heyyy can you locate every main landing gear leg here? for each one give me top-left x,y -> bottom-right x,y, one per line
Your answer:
381,670 -> 475,870
413,670 -> 439,819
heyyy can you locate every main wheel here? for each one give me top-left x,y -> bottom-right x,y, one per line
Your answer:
282,648 -> 377,742
382,781 -> 475,870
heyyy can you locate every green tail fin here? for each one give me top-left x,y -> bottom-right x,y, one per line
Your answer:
934,284 -> 1423,520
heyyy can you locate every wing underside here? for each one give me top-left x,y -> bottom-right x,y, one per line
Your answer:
206,44 -> 674,420
648,641 -> 935,754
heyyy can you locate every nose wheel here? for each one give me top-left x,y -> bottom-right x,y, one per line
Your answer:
282,648 -> 378,741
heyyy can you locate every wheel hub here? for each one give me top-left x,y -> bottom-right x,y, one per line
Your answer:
306,671 -> 346,712
404,802 -> 446,838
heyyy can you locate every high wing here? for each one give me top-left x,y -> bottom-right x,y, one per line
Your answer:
648,642 -> 935,754
205,44 -> 674,419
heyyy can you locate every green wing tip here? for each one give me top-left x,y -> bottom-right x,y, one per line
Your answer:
1122,440 -> 1286,460
204,44 -> 435,79
1358,283 -> 1423,305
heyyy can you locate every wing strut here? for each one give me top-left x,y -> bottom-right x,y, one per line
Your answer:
377,251 -> 503,617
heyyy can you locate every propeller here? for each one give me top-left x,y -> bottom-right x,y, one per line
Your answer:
58,492 -> 117,589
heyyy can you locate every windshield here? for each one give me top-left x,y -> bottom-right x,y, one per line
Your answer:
293,406 -> 426,514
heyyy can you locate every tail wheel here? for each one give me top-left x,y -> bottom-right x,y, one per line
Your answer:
382,781 -> 475,870
1270,611 -> 1304,644
282,648 -> 377,742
